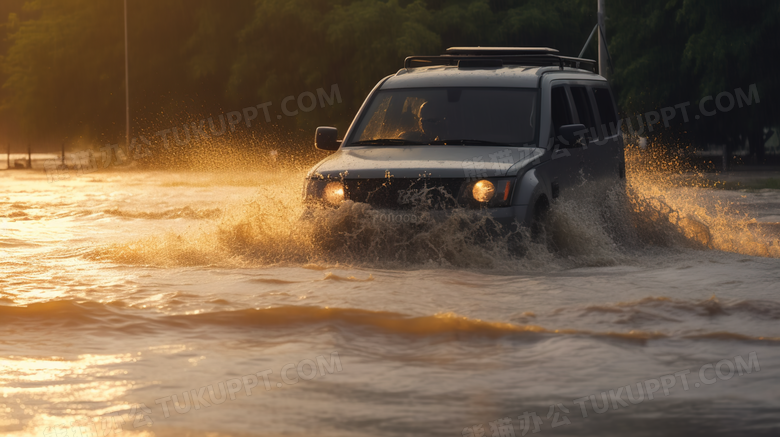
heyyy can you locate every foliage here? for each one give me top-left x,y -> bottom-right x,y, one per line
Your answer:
0,0 -> 777,158
1,0 -> 124,141
610,0 -> 780,156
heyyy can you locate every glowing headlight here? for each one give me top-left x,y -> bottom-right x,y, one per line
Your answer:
472,180 -> 496,203
323,181 -> 345,205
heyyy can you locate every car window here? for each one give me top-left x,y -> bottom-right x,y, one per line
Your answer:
570,86 -> 597,139
350,87 -> 538,146
592,87 -> 619,137
550,86 -> 573,137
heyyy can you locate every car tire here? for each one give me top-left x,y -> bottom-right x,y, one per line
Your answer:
530,195 -> 550,243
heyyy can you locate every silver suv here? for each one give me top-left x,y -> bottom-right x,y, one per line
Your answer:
304,47 -> 625,230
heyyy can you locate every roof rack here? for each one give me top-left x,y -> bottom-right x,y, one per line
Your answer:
403,47 -> 597,72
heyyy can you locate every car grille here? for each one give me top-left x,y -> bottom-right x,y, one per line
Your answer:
343,178 -> 466,210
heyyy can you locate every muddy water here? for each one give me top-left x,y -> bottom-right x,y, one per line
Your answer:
1,167 -> 779,437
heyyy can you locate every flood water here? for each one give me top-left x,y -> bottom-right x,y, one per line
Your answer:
1,163 -> 779,436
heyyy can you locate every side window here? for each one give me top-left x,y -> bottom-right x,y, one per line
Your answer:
593,87 -> 619,137
550,86 -> 573,137
570,86 -> 597,139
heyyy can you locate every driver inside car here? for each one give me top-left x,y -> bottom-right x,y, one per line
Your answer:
401,100 -> 449,143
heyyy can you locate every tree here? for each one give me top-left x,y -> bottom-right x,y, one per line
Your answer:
676,0 -> 780,161
610,0 -> 780,161
1,0 -> 125,143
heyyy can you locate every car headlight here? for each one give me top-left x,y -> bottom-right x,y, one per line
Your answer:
462,178 -> 514,207
323,181 -> 345,205
304,178 -> 346,206
472,180 -> 495,203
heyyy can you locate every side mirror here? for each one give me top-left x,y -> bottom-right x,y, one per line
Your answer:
315,127 -> 341,151
558,124 -> 587,147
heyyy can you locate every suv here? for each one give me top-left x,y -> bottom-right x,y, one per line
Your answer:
304,47 -> 624,230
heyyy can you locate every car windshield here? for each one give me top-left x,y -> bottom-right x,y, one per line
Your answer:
348,87 -> 537,146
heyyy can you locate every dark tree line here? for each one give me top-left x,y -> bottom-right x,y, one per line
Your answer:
609,0 -> 779,161
0,0 -> 777,160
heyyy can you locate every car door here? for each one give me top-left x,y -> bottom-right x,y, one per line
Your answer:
547,84 -> 585,191
591,86 -> 624,181
569,84 -> 601,180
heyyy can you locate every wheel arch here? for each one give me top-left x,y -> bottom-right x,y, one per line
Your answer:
512,168 -> 553,225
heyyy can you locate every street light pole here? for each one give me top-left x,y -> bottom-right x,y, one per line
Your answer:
597,0 -> 609,79
123,0 -> 130,150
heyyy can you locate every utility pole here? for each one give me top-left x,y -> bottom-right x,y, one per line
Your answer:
123,0 -> 130,151
598,0 -> 609,80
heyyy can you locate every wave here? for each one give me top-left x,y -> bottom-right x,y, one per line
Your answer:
548,296 -> 780,329
321,272 -> 375,282
249,278 -> 303,285
101,206 -> 222,220
2,300 -> 777,343
578,296 -> 780,320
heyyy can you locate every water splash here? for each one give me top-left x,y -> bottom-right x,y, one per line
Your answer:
624,141 -> 780,257
90,141 -> 780,269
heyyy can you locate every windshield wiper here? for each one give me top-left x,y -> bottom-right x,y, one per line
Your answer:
349,139 -> 424,146
427,139 -> 515,146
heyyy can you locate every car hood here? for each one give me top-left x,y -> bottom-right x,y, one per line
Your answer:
309,146 -> 544,179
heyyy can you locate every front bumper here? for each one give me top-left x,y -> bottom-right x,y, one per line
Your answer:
412,205 -> 531,229
304,203 -> 531,231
